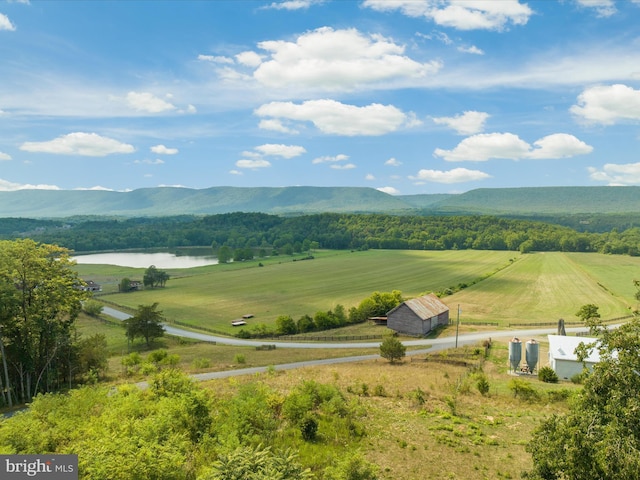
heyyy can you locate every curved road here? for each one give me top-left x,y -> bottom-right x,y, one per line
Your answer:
103,306 -> 598,382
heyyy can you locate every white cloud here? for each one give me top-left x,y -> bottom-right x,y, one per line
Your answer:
588,162 -> 640,185
74,185 -> 115,191
434,132 -> 592,161
184,104 -> 197,114
235,159 -> 271,169
377,186 -> 400,195
263,0 -> 325,10
254,143 -> 306,158
134,159 -> 165,165
20,132 -> 135,157
571,84 -> 640,124
366,173 -> 376,180
255,99 -> 413,136
330,163 -> 356,170
457,45 -> 484,55
0,152 -> 11,161
574,0 -> 616,17
229,169 -> 243,175
198,54 -> 234,64
126,91 -> 176,113
363,0 -> 533,31
312,154 -> 349,164
258,119 -> 299,134
528,133 -> 593,159
0,178 -> 60,191
235,51 -> 263,67
433,111 -> 490,135
251,27 -> 441,91
151,144 -> 179,155
0,13 -> 16,31
385,157 -> 402,166
409,167 -> 491,184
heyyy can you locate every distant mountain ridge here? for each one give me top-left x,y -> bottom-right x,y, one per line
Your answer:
0,185 -> 638,218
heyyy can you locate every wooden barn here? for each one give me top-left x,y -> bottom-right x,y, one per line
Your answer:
386,294 -> 449,336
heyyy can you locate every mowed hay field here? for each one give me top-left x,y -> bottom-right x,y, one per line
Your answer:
91,249 -> 517,332
447,251 -> 635,325
81,249 -> 639,332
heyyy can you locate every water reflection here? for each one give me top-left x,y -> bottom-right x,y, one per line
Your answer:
73,252 -> 218,269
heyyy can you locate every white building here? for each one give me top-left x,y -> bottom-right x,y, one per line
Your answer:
547,335 -> 600,380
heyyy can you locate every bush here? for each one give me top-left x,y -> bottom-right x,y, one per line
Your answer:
379,335 -> 406,363
299,413 -> 319,441
509,378 -> 539,401
234,354 -> 246,364
476,374 -> 490,396
538,366 -> 559,383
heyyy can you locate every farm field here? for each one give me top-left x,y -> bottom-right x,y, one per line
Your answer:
84,249 -> 518,333
447,252 -> 636,326
78,249 -> 639,333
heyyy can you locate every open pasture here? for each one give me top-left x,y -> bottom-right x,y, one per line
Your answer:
90,249 -> 516,332
83,249 -> 638,332
447,252 -> 634,325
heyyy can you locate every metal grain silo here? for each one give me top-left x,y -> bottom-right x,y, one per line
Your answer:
526,339 -> 539,373
508,337 -> 522,372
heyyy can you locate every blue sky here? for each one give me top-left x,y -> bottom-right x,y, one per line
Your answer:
1,0 -> 640,195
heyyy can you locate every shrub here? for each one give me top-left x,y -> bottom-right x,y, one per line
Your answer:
234,354 -> 246,364
299,413 -> 319,441
538,366 -> 559,383
509,378 -> 539,401
192,357 -> 211,369
476,374 -> 490,396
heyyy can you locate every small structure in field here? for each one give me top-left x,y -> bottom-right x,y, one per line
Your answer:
386,293 -> 449,336
79,280 -> 102,292
231,320 -> 247,327
547,334 -> 600,380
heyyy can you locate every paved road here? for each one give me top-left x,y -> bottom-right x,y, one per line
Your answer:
103,306 -> 594,351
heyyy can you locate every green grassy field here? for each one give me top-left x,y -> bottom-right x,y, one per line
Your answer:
81,249 -> 517,332
447,252 -> 636,325
76,249 -> 639,333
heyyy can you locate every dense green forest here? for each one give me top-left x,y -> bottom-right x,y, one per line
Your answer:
3,212 -> 640,256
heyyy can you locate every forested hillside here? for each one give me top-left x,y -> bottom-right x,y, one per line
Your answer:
2,185 -> 640,218
4,212 -> 640,256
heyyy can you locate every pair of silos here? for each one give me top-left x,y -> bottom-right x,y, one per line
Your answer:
508,337 -> 539,373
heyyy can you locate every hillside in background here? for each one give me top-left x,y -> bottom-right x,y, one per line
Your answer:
1,185 -> 639,218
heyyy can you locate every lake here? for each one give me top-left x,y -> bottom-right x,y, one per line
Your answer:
73,252 -> 219,269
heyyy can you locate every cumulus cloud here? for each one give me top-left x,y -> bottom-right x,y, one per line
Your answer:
458,45 -> 484,55
251,27 -> 441,91
433,110 -> 490,135
571,84 -> 640,124
0,13 -> 16,31
151,144 -> 179,155
198,54 -> 234,64
263,0 -> 326,10
588,162 -> 640,185
312,154 -> 349,164
255,99 -> 413,136
409,167 -> 491,184
20,132 -> 135,157
254,143 -> 306,158
0,178 -> 60,191
385,157 -> 402,166
574,0 -> 616,17
258,119 -> 299,134
0,152 -> 11,161
331,163 -> 356,170
366,173 -> 376,180
126,91 -> 176,113
235,159 -> 271,169
377,186 -> 400,195
434,132 -> 592,161
362,0 -> 533,31
235,51 -> 263,67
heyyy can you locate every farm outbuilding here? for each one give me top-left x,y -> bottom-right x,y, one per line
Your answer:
386,294 -> 449,336
547,334 -> 600,380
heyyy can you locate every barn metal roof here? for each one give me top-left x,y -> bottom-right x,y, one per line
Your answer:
390,293 -> 449,319
547,335 -> 601,363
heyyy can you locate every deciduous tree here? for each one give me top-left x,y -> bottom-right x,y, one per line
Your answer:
379,335 -> 406,363
124,303 -> 165,347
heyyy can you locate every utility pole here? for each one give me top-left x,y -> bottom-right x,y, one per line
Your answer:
455,304 -> 460,348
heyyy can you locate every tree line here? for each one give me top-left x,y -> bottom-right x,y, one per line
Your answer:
0,240 -> 108,407
3,212 -> 640,256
